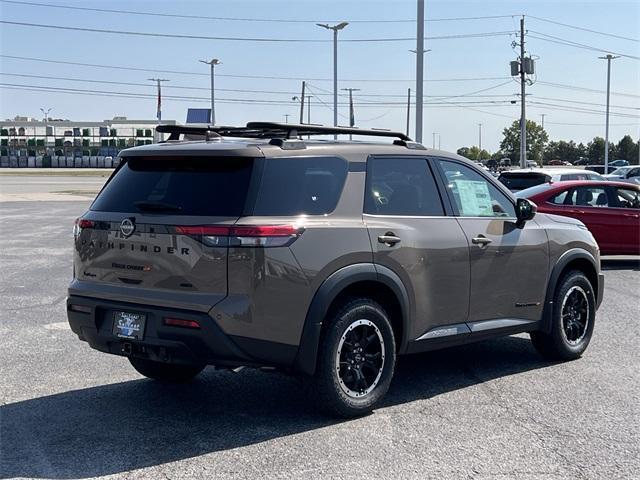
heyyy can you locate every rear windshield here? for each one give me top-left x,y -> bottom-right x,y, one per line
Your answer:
498,173 -> 550,191
91,156 -> 254,216
253,156 -> 347,216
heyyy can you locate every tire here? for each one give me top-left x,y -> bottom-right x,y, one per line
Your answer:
129,357 -> 205,383
310,298 -> 396,418
531,270 -> 596,361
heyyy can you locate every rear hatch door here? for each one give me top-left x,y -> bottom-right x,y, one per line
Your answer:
73,155 -> 257,311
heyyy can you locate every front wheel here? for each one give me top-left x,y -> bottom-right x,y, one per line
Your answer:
531,270 -> 596,361
129,357 -> 205,383
310,298 -> 396,418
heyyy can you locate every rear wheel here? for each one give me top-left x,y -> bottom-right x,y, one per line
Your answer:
129,357 -> 205,383
310,298 -> 396,418
531,270 -> 596,361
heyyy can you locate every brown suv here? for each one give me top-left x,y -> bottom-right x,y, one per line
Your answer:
67,122 -> 604,417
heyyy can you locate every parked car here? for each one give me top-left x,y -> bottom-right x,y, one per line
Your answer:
498,168 -> 604,192
609,159 -> 629,168
586,165 -> 606,174
67,122 -> 604,417
603,166 -> 640,185
518,181 -> 640,255
548,160 -> 572,166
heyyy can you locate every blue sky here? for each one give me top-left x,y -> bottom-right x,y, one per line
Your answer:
1,0 -> 638,152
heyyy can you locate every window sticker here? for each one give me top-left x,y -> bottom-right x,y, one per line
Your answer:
454,179 -> 493,216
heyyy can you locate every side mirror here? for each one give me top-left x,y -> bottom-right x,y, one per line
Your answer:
516,198 -> 537,227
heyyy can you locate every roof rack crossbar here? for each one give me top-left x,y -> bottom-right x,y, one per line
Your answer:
157,122 -> 412,142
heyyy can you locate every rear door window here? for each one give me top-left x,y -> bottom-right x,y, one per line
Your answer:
253,156 -> 347,216
364,157 -> 444,216
91,156 -> 254,216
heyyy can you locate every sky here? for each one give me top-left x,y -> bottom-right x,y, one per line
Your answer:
0,0 -> 638,152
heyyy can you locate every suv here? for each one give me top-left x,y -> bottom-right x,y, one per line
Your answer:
498,168 -> 604,192
67,122 -> 604,417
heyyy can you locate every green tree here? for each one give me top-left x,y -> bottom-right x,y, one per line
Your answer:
586,137 -> 616,164
499,120 -> 548,163
456,145 -> 490,161
543,140 -> 583,164
616,135 -> 637,162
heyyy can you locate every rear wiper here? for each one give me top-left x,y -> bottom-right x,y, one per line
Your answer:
134,201 -> 182,213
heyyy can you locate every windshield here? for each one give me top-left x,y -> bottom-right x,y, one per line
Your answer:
610,167 -> 630,175
515,183 -> 555,198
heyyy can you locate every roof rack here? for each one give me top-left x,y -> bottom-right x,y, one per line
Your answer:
157,122 -> 412,142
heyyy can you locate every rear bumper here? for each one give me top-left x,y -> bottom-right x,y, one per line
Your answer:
66,295 -> 298,369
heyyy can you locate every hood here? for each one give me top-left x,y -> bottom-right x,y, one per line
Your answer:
545,213 -> 587,228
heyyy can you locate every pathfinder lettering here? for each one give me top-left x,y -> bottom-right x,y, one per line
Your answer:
81,239 -> 189,255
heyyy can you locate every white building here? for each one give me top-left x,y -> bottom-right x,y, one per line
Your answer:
0,116 -> 176,167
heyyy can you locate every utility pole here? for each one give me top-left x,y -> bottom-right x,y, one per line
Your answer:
432,132 -> 438,149
406,88 -> 411,137
292,94 -> 313,123
599,54 -> 619,174
284,114 -> 290,123
540,114 -> 546,130
342,88 -> 360,140
317,22 -> 349,138
438,134 -> 441,150
148,79 -> 169,122
297,81 -> 306,124
40,107 -> 51,157
478,123 -> 482,150
519,16 -> 527,168
415,0 -> 425,143
199,58 -> 221,125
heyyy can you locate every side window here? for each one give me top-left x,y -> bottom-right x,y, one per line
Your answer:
438,160 -> 516,217
574,186 -> 609,207
364,157 -> 444,216
614,187 -> 640,209
254,156 -> 347,216
628,168 -> 640,178
549,189 -> 571,205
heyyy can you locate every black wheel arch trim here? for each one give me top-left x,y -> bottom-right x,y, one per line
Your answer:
542,248 -> 601,334
292,263 -> 410,375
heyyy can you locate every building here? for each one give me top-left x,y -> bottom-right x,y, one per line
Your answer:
0,116 -> 176,167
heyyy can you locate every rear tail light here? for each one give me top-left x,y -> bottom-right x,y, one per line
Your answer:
164,317 -> 201,329
73,217 -> 95,239
175,224 -> 304,248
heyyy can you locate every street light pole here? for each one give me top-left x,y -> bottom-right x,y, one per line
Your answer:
199,58 -> 221,125
415,0 -> 425,143
317,22 -> 349,138
599,54 -> 619,174
478,123 -> 482,150
432,132 -> 438,149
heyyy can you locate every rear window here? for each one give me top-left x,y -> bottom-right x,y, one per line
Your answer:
253,156 -> 347,216
91,156 -> 254,216
498,173 -> 550,191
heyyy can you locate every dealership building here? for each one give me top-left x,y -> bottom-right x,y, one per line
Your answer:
0,116 -> 176,167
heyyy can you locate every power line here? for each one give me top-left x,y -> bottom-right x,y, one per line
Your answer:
0,54 -> 512,83
528,31 -> 640,60
0,1 -> 518,24
0,20 -> 515,43
0,72 -> 519,100
528,15 -> 639,43
537,80 -> 640,98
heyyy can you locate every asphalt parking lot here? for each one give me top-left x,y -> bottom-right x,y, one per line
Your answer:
1,176 -> 639,479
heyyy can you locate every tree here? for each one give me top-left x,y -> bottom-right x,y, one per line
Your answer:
586,137 -> 616,164
500,120 -> 548,163
616,135 -> 637,162
543,140 -> 584,164
457,145 -> 490,161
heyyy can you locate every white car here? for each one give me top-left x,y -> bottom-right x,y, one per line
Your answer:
603,166 -> 640,185
498,168 -> 604,192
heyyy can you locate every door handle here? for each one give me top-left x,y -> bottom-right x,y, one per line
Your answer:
471,236 -> 493,246
378,233 -> 401,246
623,213 -> 639,218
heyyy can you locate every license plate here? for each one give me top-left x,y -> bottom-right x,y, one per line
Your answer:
112,311 -> 146,340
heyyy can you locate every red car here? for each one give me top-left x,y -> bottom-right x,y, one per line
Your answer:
518,180 -> 640,255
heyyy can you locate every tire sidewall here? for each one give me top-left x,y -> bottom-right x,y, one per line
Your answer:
320,300 -> 396,414
552,271 -> 596,356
